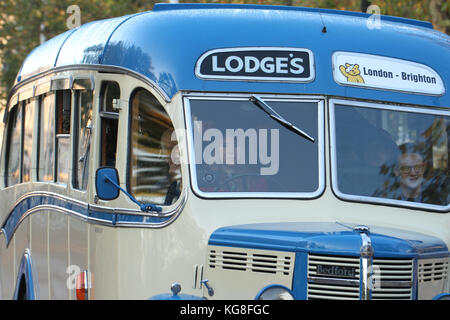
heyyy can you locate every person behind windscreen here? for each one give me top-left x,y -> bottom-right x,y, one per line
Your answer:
393,142 -> 427,202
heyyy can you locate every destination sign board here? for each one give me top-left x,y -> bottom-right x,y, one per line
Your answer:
333,52 -> 445,95
196,47 -> 315,82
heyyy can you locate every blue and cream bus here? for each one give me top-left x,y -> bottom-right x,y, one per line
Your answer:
0,3 -> 448,300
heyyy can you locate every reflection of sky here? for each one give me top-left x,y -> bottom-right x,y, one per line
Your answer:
56,17 -> 128,66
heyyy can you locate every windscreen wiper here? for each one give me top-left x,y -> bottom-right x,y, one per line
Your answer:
250,95 -> 315,142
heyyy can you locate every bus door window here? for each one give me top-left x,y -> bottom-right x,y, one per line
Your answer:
22,99 -> 35,183
55,90 -> 71,184
73,89 -> 93,191
38,94 -> 55,182
128,89 -> 182,206
99,81 -> 120,167
5,104 -> 23,186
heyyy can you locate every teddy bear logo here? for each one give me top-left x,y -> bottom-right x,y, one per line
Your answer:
339,63 -> 365,83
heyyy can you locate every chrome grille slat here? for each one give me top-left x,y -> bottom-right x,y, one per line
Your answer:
308,294 -> 359,301
309,262 -> 360,268
307,254 -> 414,300
307,282 -> 359,300
308,284 -> 359,292
372,287 -> 412,292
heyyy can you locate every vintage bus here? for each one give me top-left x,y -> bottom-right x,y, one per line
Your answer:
0,3 -> 449,300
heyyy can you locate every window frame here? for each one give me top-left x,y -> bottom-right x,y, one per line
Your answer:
22,98 -> 36,183
183,93 -> 326,199
54,90 -> 72,185
72,88 -> 93,191
329,98 -> 450,213
126,88 -> 182,206
37,92 -> 56,183
4,103 -> 24,187
99,81 -> 120,168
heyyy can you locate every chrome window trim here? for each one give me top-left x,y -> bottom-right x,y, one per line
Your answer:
6,64 -> 170,117
183,93 -> 325,199
329,98 -> 450,213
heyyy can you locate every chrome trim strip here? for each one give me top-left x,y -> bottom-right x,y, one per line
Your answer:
412,258 -> 419,300
378,280 -> 413,288
183,93 -> 326,199
1,189 -> 188,246
355,226 -> 374,300
307,276 -> 360,287
89,188 -> 188,218
329,98 -> 450,213
7,64 -> 170,111
308,277 -> 413,289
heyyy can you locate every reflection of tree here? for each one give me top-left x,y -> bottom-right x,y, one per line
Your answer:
101,40 -> 156,82
372,163 -> 398,199
158,72 -> 177,99
81,44 -> 104,64
372,119 -> 448,206
421,120 -> 449,205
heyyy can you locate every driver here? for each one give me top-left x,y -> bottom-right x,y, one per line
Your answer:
199,142 -> 269,193
161,129 -> 182,205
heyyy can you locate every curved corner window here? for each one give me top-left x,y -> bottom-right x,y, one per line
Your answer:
73,89 -> 93,190
38,93 -> 55,182
128,89 -> 182,206
99,81 -> 120,167
330,99 -> 449,211
185,95 -> 324,198
22,99 -> 35,183
6,104 -> 22,186
56,90 -> 71,184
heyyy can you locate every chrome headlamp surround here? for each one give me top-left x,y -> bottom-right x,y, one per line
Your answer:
255,284 -> 295,300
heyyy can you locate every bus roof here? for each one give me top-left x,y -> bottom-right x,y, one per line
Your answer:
15,3 -> 450,107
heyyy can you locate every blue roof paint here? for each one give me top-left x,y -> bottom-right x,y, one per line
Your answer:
153,3 -> 434,29
208,222 -> 449,258
16,3 -> 450,107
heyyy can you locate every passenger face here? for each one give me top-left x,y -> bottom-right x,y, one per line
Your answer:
396,153 -> 425,190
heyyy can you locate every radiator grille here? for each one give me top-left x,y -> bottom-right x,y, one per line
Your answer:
308,255 -> 360,300
208,248 -> 293,276
307,254 -> 414,300
372,258 -> 413,300
418,258 -> 449,283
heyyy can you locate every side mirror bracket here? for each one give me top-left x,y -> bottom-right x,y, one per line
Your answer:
95,167 -> 162,213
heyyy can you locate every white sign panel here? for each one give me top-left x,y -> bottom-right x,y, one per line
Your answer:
332,52 -> 445,95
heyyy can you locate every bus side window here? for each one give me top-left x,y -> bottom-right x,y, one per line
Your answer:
22,99 -> 35,183
55,90 -> 71,184
128,88 -> 182,206
38,93 -> 55,182
5,104 -> 23,186
99,81 -> 120,167
73,89 -> 93,190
